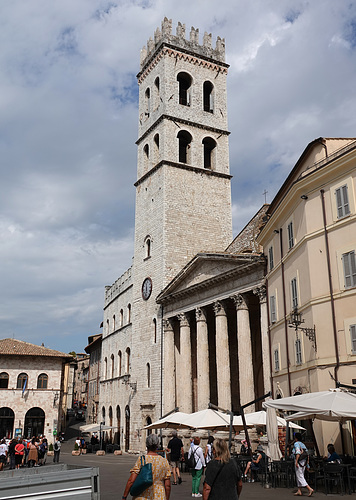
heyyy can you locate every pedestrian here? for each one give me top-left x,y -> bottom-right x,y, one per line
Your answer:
122,433 -> 171,499
292,433 -> 313,497
188,437 -> 205,497
27,438 -> 39,467
8,438 -> 17,470
204,437 -> 214,465
15,439 -> 25,469
244,444 -> 265,482
167,430 -> 184,485
53,437 -> 61,463
0,439 -> 8,471
203,438 -> 243,500
76,437 -> 82,454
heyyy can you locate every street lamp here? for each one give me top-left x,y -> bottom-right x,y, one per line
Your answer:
288,308 -> 317,351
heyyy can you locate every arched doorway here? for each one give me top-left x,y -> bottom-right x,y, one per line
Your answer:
0,407 -> 14,439
115,405 -> 121,446
24,407 -> 45,438
125,406 -> 130,452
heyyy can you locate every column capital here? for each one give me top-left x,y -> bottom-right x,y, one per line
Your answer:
177,312 -> 190,327
195,307 -> 207,322
213,300 -> 226,316
253,285 -> 267,304
231,293 -> 248,310
163,318 -> 174,332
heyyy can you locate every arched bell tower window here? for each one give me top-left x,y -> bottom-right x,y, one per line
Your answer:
202,137 -> 216,169
145,88 -> 150,117
144,144 -> 149,159
177,72 -> 192,106
127,303 -> 131,323
178,130 -> 192,164
145,236 -> 151,258
126,347 -> 130,374
153,318 -> 157,344
118,350 -> 122,377
153,134 -> 159,164
147,363 -> 151,388
111,354 -> 115,379
203,81 -> 214,113
154,77 -> 160,109
120,309 -> 124,327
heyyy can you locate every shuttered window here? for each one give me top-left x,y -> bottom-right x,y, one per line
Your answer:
270,295 -> 276,323
291,278 -> 298,309
350,325 -> 356,353
288,222 -> 294,249
295,339 -> 302,365
335,185 -> 350,219
268,246 -> 274,271
274,348 -> 280,372
342,251 -> 356,288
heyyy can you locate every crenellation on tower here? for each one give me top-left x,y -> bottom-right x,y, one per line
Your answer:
140,17 -> 226,70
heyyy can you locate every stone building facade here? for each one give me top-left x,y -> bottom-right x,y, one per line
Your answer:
0,338 -> 72,440
257,138 -> 356,453
84,334 -> 102,424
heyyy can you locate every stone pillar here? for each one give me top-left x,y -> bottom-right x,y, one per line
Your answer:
177,312 -> 192,413
254,285 -> 271,395
232,294 -> 255,412
213,301 -> 231,410
163,318 -> 176,414
196,307 -> 209,410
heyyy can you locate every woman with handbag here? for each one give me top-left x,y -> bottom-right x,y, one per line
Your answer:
292,433 -> 314,497
203,438 -> 242,500
122,434 -> 171,500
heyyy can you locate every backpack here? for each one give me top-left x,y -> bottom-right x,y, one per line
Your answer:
187,448 -> 197,469
54,442 -> 59,451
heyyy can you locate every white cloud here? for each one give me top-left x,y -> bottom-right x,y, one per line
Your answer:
1,0 -> 356,352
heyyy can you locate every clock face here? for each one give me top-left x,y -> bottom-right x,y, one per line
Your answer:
142,277 -> 152,300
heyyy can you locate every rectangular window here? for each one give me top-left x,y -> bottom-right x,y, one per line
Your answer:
295,338 -> 302,365
350,325 -> 356,353
336,185 -> 350,219
268,246 -> 274,271
291,277 -> 298,309
287,222 -> 294,249
274,348 -> 280,372
342,251 -> 356,288
270,295 -> 277,323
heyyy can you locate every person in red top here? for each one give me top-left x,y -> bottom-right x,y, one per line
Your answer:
15,439 -> 25,469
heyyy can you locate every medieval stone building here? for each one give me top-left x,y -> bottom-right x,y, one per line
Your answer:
99,19 -> 269,452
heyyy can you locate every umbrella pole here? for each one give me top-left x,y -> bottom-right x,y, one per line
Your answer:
240,408 -> 252,457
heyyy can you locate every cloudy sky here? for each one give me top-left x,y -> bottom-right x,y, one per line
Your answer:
1,0 -> 356,354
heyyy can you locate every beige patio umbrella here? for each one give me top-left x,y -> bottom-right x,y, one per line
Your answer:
143,412 -> 192,430
232,410 -> 305,429
266,406 -> 282,461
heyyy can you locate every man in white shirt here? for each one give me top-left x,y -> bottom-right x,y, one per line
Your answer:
0,439 -> 8,471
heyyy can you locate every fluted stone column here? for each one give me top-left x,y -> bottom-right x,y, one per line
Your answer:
233,294 -> 255,412
196,307 -> 209,410
214,301 -> 231,410
177,312 -> 192,413
254,286 -> 271,395
163,318 -> 176,414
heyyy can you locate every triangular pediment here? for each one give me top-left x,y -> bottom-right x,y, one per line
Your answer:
157,252 -> 263,302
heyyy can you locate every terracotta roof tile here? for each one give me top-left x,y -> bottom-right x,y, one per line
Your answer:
0,338 -> 73,359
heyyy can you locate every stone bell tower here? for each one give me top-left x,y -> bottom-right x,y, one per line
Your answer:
129,18 -> 232,448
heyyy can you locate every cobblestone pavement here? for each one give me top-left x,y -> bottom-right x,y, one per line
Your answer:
58,442 -> 354,499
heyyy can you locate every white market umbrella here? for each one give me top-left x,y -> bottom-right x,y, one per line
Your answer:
184,408 -> 232,430
79,423 -> 115,432
266,406 -> 282,461
232,411 -> 305,429
263,389 -> 356,423
144,412 -> 192,430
